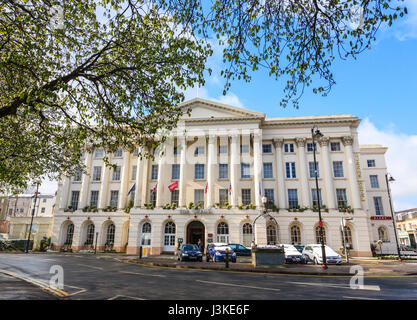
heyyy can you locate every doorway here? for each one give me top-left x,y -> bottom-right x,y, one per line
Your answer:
187,221 -> 205,248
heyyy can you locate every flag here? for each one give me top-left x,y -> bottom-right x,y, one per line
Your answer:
168,181 -> 178,192
128,183 -> 136,195
151,183 -> 157,193
228,183 -> 232,195
204,182 -> 208,194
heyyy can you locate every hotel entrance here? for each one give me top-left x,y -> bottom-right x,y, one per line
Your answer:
187,221 -> 205,249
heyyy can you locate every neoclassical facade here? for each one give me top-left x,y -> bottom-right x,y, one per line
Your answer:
51,98 -> 395,256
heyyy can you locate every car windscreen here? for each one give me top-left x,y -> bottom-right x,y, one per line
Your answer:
183,245 -> 198,251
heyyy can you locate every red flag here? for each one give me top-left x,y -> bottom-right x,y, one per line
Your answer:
168,181 -> 178,192
205,182 -> 208,194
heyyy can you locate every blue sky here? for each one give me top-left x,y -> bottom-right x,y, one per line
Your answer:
40,0 -> 417,211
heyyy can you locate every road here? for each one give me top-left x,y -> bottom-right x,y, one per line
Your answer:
0,253 -> 417,300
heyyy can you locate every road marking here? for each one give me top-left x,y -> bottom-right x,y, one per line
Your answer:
288,281 -> 380,291
77,264 -> 104,270
108,295 -> 146,300
119,271 -> 166,278
196,280 -> 281,292
343,296 -> 381,300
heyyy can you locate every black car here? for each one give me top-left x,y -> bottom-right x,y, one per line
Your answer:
228,244 -> 251,256
178,244 -> 203,262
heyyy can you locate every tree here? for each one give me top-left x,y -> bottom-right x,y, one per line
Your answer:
0,0 -> 211,192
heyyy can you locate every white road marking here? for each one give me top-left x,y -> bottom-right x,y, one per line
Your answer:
119,271 -> 166,278
288,281 -> 380,291
196,280 -> 281,292
77,264 -> 104,270
108,295 -> 146,300
343,296 -> 381,300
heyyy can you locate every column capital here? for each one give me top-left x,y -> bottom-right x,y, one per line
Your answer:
207,134 -> 217,143
273,138 -> 284,148
318,136 -> 330,146
342,136 -> 354,146
296,138 -> 306,147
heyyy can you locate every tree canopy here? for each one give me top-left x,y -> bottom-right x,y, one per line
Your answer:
0,0 -> 406,193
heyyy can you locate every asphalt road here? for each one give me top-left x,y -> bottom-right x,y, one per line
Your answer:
1,253 -> 417,300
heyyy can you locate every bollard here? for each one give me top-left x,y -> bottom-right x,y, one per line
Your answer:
225,248 -> 229,268
139,246 -> 143,259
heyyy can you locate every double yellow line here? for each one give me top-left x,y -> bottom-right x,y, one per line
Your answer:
0,269 -> 70,298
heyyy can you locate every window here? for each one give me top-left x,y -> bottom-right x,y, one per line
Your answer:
309,162 -> 319,178
43,199 -> 47,203
330,142 -> 341,152
374,197 -> 384,216
219,164 -> 228,179
195,164 -> 205,179
133,148 -> 139,156
288,189 -> 298,208
264,189 -> 275,209
370,175 -> 379,188
167,189 -> 178,206
342,226 -> 353,249
336,189 -> 348,208
242,189 -> 251,205
110,190 -> 119,208
70,191 -> 80,210
267,225 -> 277,245
150,190 -> 156,207
285,162 -> 296,178
172,164 -> 180,180
85,224 -> 95,245
219,145 -> 228,154
284,143 -> 294,153
378,227 -> 389,242
311,189 -> 322,208
194,146 -> 205,155
262,144 -> 272,153
241,163 -> 251,178
106,224 -> 115,245
90,191 -> 99,207
112,166 -> 121,181
333,161 -> 344,178
151,165 -> 158,180
131,165 -> 137,180
263,163 -> 273,179
92,166 -> 102,181
173,146 -> 179,155
219,189 -> 228,206
41,207 -> 45,214
367,160 -> 376,167
307,143 -> 317,152
315,226 -> 327,244
73,169 -> 82,182
242,223 -> 253,247
291,225 -> 301,245
194,189 -> 204,207
240,145 -> 249,154
141,223 -> 152,246
114,149 -> 122,157
65,224 -> 74,245
164,222 -> 176,247
217,222 -> 229,243
95,148 -> 104,158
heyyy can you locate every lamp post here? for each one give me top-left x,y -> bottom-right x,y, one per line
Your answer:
25,183 -> 40,253
385,173 -> 402,262
341,216 -> 353,263
252,196 -> 279,246
312,125 -> 327,269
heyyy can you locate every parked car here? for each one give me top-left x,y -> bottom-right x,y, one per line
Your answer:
177,244 -> 203,262
228,243 -> 251,256
206,243 -> 237,262
294,245 -> 305,253
282,244 -> 308,264
302,244 -> 342,265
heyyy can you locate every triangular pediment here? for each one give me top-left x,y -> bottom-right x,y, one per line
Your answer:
179,98 -> 265,120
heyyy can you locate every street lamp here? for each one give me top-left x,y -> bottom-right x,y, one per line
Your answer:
25,183 -> 40,253
385,173 -> 402,262
252,196 -> 278,246
312,125 -> 327,269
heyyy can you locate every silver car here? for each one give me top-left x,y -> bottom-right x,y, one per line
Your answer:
302,244 -> 342,265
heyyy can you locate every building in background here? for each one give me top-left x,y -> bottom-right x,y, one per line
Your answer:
51,98 -> 395,256
396,208 -> 417,248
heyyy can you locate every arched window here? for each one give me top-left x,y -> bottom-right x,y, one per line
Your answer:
378,227 -> 389,242
163,222 -> 176,252
341,226 -> 353,249
216,222 -> 229,243
165,222 -> 176,234
85,224 -> 95,245
242,223 -> 253,247
267,225 -> 277,245
65,223 -> 74,245
315,226 -> 327,245
141,222 -> 152,246
290,225 -> 301,245
106,224 -> 115,245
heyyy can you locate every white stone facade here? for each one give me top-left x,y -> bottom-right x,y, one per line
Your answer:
51,98 -> 394,256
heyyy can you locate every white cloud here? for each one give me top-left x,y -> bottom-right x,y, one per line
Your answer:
358,118 -> 417,211
393,0 -> 417,40
39,179 -> 58,195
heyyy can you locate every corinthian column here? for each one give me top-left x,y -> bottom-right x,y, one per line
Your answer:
296,138 -> 310,208
273,139 -> 286,209
343,136 -> 362,209
253,131 -> 262,208
206,134 -> 216,208
99,154 -> 112,209
118,150 -> 131,209
319,137 -> 336,209
230,133 -> 240,207
178,136 -> 187,208
59,176 -> 71,210
79,150 -> 93,209
134,147 -> 144,207
156,149 -> 165,208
